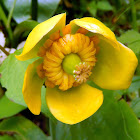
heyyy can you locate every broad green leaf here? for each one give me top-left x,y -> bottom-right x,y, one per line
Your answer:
117,30 -> 140,55
0,49 -> 36,106
50,90 -> 140,140
37,0 -> 60,22
0,116 -> 50,140
0,95 -> 25,119
131,98 -> 140,118
2,0 -> 31,23
117,30 -> 140,44
97,1 -> 113,11
0,49 -> 55,120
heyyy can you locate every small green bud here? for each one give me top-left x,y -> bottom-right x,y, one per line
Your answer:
62,53 -> 81,75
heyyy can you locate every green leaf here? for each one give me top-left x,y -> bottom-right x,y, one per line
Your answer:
50,90 -> 140,140
117,30 -> 140,44
97,1 -> 113,11
2,0 -> 31,23
0,49 -> 55,120
117,30 -> 140,55
0,49 -> 36,106
0,116 -> 50,140
0,95 -> 25,119
37,0 -> 60,22
131,98 -> 140,118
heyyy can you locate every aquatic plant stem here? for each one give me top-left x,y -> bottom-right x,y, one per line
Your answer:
0,5 -> 14,47
0,45 -> 10,56
7,0 -> 17,28
130,0 -> 138,31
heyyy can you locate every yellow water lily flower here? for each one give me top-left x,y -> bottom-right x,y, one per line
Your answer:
16,13 -> 138,125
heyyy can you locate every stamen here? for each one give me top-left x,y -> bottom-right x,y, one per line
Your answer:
43,39 -> 53,49
90,36 -> 99,45
62,24 -> 71,36
90,36 -> 100,54
76,27 -> 88,35
95,46 -> 100,54
50,30 -> 60,41
37,32 -> 99,91
38,39 -> 53,57
73,63 -> 92,84
45,79 -> 55,88
37,63 -> 45,79
37,46 -> 47,57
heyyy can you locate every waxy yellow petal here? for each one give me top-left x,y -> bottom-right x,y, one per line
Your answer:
23,59 -> 44,115
16,13 -> 66,61
70,17 -> 119,49
91,40 -> 138,90
46,83 -> 103,124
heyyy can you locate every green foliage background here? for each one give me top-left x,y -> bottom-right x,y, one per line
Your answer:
0,0 -> 140,140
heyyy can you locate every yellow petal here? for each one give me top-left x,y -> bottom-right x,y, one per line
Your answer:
46,83 -> 103,124
23,59 -> 45,115
16,13 -> 66,61
70,17 -> 119,49
91,40 -> 138,90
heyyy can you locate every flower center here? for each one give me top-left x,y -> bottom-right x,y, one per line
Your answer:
37,30 -> 99,91
62,53 -> 81,75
